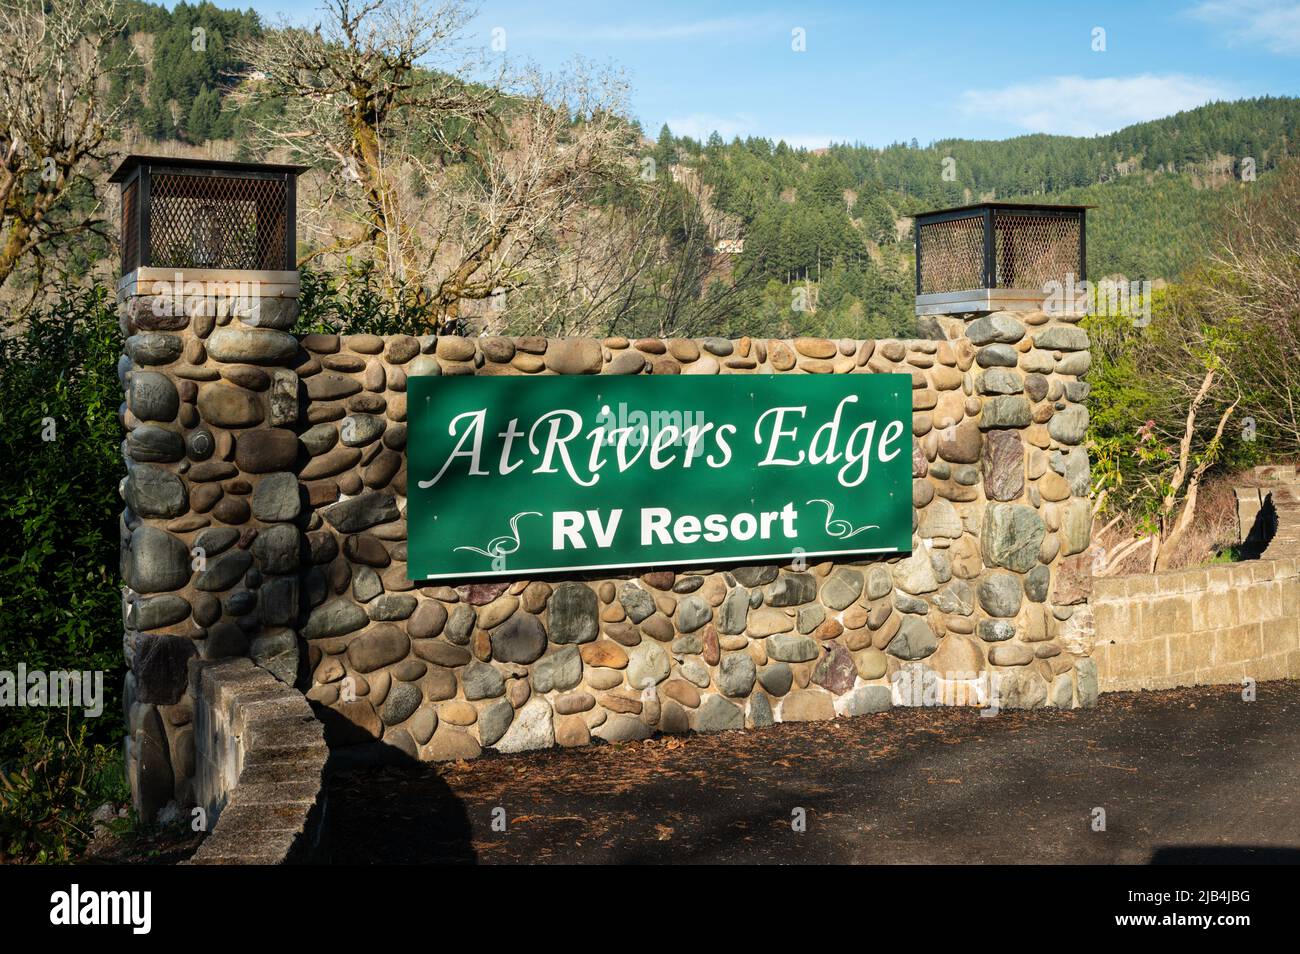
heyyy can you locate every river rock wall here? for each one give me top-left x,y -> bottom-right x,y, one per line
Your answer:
117,276 -> 1095,819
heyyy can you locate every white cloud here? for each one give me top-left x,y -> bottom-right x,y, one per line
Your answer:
958,74 -> 1234,136
1188,0 -> 1300,55
663,112 -> 756,141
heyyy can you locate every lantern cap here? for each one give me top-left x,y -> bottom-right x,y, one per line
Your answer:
109,154 -> 309,183
911,200 -> 1094,220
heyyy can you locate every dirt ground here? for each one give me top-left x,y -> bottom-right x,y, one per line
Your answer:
317,680 -> 1300,864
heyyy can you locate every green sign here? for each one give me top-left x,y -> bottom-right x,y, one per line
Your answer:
407,374 -> 913,580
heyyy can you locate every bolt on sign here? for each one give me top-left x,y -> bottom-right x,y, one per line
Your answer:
407,375 -> 913,579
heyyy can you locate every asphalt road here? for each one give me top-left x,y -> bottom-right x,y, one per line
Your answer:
319,681 -> 1300,864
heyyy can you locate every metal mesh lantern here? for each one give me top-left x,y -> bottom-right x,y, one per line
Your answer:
912,202 -> 1090,315
111,155 -> 308,275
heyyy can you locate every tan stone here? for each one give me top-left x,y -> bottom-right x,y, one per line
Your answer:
748,607 -> 795,637
439,701 -> 478,726
580,640 -> 628,669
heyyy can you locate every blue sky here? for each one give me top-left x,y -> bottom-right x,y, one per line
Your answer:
230,0 -> 1300,146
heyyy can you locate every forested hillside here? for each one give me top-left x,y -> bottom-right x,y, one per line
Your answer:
95,3 -> 1300,338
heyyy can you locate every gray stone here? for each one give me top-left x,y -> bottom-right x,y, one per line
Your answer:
758,662 -> 793,696
627,641 -> 670,688
766,633 -> 819,663
979,396 -> 1031,429
978,369 -> 1023,395
593,713 -> 652,742
1048,405 -> 1089,445
618,584 -> 656,623
718,653 -> 757,696
193,527 -> 238,558
382,683 -> 422,725
478,698 -> 514,746
125,464 -> 188,518
933,580 -> 974,615
130,371 -> 179,422
532,645 -> 582,693
1075,658 -> 1098,707
1050,671 -> 1074,708
981,504 -> 1046,572
718,588 -> 750,635
797,604 -> 825,634
976,343 -> 1019,367
843,685 -> 892,716
895,591 -> 930,615
677,595 -> 712,633
127,333 -> 183,365
966,313 -> 1025,345
679,659 -> 711,688
978,571 -> 1023,617
128,595 -> 191,631
893,551 -> 939,594
1025,564 -> 1050,602
671,632 -> 703,655
303,599 -> 369,639
978,619 -> 1016,642
301,422 -> 338,456
251,629 -> 299,684
370,594 -> 417,621
866,565 -> 893,600
886,617 -> 938,660
694,694 -> 744,732
251,524 -> 299,574
494,697 -> 553,752
340,413 -> 386,447
462,661 -> 506,700
320,491 -> 399,533
132,705 -> 174,823
268,369 -> 299,426
490,613 -> 547,663
352,566 -> 382,603
1033,325 -> 1089,351
992,667 -> 1048,709
206,327 -> 299,365
822,569 -> 864,610
749,692 -> 774,727
918,498 -> 963,539
132,635 -> 197,704
548,583 -> 598,644
257,576 -> 298,626
732,565 -> 778,587
251,472 -> 300,522
193,549 -> 252,591
766,572 -> 817,606
445,604 -> 476,644
127,425 -> 185,463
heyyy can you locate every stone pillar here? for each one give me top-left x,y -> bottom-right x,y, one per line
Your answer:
935,308 -> 1096,708
119,269 -> 302,822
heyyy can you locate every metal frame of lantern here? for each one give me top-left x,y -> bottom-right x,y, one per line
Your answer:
111,155 -> 308,298
912,202 -> 1090,316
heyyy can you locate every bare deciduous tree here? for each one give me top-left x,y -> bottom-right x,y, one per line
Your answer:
0,0 -> 135,300
234,0 -> 645,331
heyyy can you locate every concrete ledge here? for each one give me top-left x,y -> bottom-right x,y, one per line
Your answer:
185,658 -> 327,865
1091,557 -> 1300,693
